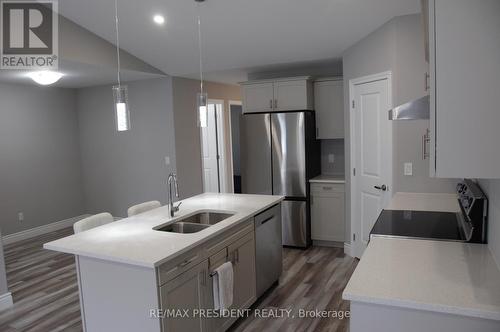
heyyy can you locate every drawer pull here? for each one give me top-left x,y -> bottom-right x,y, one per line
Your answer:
260,216 -> 274,225
322,186 -> 332,190
178,256 -> 197,267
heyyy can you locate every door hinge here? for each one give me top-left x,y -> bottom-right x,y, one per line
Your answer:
352,100 -> 355,108
353,233 -> 356,242
353,168 -> 356,176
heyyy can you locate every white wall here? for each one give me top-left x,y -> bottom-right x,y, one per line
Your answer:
342,14 -> 458,243
321,139 -> 345,175
77,77 -> 177,217
0,83 -> 85,235
478,180 -> 500,268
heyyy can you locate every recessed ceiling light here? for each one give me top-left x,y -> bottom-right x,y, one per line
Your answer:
27,71 -> 64,85
153,14 -> 165,25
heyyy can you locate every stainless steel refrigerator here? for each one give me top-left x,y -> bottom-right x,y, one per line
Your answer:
241,111 -> 320,248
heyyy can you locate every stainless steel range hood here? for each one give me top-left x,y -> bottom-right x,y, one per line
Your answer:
388,95 -> 429,120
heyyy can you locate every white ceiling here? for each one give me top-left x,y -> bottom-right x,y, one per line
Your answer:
0,60 -> 164,88
58,0 -> 420,84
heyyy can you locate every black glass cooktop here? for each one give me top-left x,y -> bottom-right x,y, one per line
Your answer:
370,210 -> 464,241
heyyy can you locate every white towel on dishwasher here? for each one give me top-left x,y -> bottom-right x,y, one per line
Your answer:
213,261 -> 234,311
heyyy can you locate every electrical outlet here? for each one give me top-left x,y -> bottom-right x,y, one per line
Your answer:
18,212 -> 24,222
164,156 -> 170,166
328,154 -> 335,163
404,162 -> 413,176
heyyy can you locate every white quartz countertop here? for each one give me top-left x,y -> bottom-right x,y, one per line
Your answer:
44,193 -> 283,268
309,174 -> 345,184
386,192 -> 460,213
343,237 -> 500,320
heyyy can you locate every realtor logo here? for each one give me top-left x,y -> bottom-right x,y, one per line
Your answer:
1,0 -> 58,69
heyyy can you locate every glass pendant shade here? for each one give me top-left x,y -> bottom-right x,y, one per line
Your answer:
197,92 -> 208,128
113,85 -> 131,132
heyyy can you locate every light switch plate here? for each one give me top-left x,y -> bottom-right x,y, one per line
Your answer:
404,162 -> 413,176
164,156 -> 170,166
328,154 -> 335,163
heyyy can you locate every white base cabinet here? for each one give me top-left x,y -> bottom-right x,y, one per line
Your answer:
158,223 -> 257,332
206,230 -> 256,332
310,183 -> 345,243
160,261 -> 209,332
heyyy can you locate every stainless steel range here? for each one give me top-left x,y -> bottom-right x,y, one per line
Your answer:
370,179 -> 488,243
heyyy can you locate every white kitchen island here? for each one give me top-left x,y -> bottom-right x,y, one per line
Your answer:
44,193 -> 284,332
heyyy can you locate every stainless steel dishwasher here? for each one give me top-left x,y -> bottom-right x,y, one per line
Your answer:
255,203 -> 282,297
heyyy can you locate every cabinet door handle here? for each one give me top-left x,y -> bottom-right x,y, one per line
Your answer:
422,128 -> 430,160
270,99 -> 273,109
425,72 -> 430,91
274,99 -> 278,109
422,133 -> 426,160
316,127 -> 319,138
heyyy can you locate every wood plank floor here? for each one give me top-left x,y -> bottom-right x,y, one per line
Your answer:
0,228 -> 82,332
231,246 -> 358,332
0,229 -> 357,332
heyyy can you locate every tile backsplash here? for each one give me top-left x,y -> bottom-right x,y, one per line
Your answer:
320,139 -> 345,176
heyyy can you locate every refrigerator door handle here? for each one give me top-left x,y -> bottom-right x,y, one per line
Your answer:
271,112 -> 307,197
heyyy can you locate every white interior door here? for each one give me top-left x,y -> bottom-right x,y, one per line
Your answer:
352,75 -> 392,258
201,104 -> 220,193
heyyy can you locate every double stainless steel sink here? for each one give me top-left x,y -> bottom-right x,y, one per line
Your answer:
155,212 -> 234,234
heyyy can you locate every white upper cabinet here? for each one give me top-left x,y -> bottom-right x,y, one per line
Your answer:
428,0 -> 500,178
314,78 -> 344,139
241,77 -> 313,113
241,82 -> 274,113
274,79 -> 313,111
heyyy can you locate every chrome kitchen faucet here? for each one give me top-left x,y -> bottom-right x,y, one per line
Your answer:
167,173 -> 181,217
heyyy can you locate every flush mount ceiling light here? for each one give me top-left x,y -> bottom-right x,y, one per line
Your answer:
153,14 -> 165,25
112,0 -> 131,132
195,0 -> 208,128
27,71 -> 63,85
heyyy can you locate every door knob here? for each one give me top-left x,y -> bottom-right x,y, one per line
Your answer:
374,184 -> 387,191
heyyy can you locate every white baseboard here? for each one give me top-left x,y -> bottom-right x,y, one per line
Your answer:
344,242 -> 353,257
2,214 -> 91,245
0,292 -> 13,311
313,240 -> 344,248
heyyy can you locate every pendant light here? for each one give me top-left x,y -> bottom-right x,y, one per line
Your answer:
112,0 -> 130,132
195,0 -> 208,128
